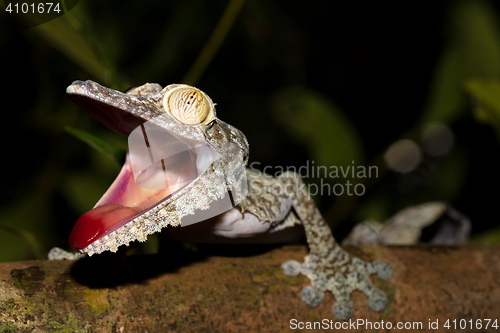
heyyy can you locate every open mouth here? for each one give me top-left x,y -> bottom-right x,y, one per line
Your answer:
69,122 -> 221,251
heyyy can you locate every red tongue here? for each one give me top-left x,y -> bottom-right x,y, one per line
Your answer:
69,204 -> 140,250
68,153 -> 176,251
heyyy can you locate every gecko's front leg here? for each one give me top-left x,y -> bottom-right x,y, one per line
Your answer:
240,170 -> 392,321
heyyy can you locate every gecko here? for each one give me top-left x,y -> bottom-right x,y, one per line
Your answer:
65,80 -> 392,321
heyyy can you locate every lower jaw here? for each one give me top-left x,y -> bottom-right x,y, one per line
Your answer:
68,141 -> 220,251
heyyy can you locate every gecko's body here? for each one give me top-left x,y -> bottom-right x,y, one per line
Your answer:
66,80 -> 392,320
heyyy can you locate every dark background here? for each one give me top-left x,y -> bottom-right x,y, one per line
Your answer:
1,0 -> 499,261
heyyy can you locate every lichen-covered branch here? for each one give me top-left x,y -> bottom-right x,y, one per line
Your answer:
1,245 -> 499,332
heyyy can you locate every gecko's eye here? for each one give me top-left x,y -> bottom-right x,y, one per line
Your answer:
162,86 -> 214,125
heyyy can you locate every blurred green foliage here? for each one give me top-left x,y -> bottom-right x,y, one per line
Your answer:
65,126 -> 126,165
271,87 -> 364,169
1,0 -> 500,262
464,78 -> 500,139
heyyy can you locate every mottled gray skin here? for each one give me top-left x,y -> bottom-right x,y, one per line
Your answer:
66,80 -> 392,320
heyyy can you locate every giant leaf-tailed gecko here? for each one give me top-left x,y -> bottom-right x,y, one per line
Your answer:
65,80 -> 392,320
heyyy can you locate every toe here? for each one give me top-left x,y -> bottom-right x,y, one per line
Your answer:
373,260 -> 393,280
301,285 -> 324,307
332,300 -> 354,321
368,289 -> 389,312
281,260 -> 302,276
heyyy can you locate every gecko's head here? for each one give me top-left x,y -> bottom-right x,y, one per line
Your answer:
66,80 -> 249,255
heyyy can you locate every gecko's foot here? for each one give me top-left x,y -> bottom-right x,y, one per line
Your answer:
281,250 -> 392,321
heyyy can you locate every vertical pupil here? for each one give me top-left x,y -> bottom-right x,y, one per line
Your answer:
183,91 -> 197,110
186,91 -> 196,107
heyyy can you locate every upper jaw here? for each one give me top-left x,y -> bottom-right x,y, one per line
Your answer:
66,80 -> 161,136
66,80 -> 207,145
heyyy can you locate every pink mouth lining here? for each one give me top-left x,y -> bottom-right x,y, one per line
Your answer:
68,118 -> 224,252
68,154 -> 189,251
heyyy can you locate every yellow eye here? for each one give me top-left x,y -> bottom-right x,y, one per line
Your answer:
162,86 -> 214,125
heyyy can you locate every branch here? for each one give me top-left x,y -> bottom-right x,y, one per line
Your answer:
0,244 -> 499,332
